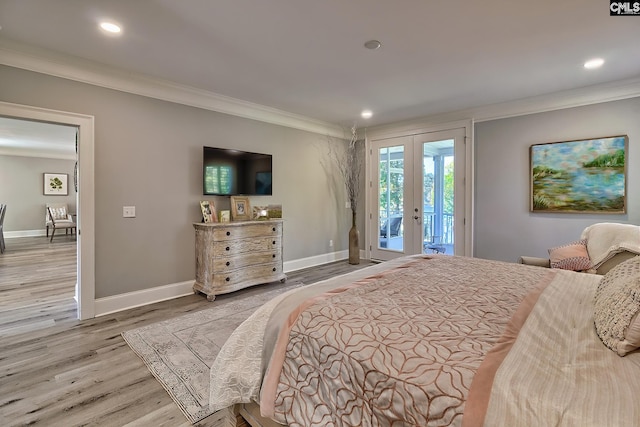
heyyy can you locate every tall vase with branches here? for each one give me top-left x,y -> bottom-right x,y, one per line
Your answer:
329,125 -> 362,264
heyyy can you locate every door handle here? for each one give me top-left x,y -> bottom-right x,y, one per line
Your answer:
413,215 -> 422,225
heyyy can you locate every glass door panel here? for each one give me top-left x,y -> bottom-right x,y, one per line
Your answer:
371,135 -> 414,261
414,128 -> 466,256
421,140 -> 454,255
378,145 -> 405,253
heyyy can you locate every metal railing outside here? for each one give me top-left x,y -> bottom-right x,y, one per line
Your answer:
379,211 -> 453,244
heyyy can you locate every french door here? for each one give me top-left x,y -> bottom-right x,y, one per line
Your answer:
370,128 -> 466,261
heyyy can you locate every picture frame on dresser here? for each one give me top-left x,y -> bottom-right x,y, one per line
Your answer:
199,200 -> 217,223
267,204 -> 282,218
230,196 -> 251,221
252,205 -> 269,220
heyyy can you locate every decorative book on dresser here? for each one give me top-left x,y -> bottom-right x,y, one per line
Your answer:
193,220 -> 286,301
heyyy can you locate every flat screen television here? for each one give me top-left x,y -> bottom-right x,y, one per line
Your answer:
203,146 -> 272,196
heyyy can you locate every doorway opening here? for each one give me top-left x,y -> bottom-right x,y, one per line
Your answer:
0,101 -> 95,319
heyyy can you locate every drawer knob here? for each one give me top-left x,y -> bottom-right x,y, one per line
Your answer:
226,231 -> 231,236
225,277 -> 230,282
272,254 -> 276,258
272,240 -> 276,245
272,268 -> 276,272
272,227 -> 276,232
226,261 -> 230,266
226,246 -> 230,251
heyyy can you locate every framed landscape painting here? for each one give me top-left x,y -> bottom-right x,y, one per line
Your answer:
530,135 -> 627,213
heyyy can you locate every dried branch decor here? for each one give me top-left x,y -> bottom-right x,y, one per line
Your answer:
327,125 -> 363,225
327,124 -> 363,264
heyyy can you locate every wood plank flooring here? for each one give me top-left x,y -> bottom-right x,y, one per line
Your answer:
0,237 -> 374,426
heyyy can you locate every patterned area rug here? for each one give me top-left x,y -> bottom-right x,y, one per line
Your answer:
122,282 -> 303,424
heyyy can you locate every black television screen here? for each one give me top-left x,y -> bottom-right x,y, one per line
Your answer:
203,146 -> 272,196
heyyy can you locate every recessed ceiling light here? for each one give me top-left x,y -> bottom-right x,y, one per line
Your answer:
100,22 -> 122,34
361,110 -> 373,119
364,40 -> 381,50
584,58 -> 604,69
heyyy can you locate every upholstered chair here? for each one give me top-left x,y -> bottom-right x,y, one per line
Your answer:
520,222 -> 640,275
45,204 -> 76,242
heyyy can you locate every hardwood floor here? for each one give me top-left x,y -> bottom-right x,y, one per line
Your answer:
0,237 -> 374,426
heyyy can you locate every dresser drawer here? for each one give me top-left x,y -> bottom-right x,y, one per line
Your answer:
210,251 -> 282,272
212,236 -> 281,257
211,222 -> 281,241
211,263 -> 284,288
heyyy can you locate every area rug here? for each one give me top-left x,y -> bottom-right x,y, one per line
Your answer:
122,281 -> 303,424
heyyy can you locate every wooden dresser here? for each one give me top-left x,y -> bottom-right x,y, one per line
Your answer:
193,220 -> 286,301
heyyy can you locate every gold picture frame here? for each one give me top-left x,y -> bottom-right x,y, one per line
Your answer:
230,196 -> 251,221
530,135 -> 627,213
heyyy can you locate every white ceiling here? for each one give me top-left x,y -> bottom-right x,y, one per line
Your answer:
0,0 -> 639,149
0,117 -> 76,159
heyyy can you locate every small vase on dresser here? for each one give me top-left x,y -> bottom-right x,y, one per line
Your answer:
193,219 -> 286,301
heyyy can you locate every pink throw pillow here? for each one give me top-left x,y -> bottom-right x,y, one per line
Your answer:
548,239 -> 592,271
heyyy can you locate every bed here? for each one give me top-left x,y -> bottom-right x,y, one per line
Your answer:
209,254 -> 640,427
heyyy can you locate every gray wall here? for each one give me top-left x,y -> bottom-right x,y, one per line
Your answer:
474,96 -> 640,262
0,65 -> 353,298
0,155 -> 76,232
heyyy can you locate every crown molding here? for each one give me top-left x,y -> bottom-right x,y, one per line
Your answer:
367,76 -> 640,135
469,77 -> 640,123
0,41 -> 345,138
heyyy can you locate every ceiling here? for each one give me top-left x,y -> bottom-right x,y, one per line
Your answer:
0,0 -> 639,147
0,116 -> 76,159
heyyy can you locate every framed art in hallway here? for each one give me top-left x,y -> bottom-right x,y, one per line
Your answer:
230,196 -> 251,221
530,135 -> 627,213
43,173 -> 68,195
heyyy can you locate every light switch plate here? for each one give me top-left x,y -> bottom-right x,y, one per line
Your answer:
123,206 -> 136,218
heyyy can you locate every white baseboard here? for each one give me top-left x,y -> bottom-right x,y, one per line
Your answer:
5,229 -> 47,238
93,249 -> 365,317
94,280 -> 194,317
283,249 -> 349,272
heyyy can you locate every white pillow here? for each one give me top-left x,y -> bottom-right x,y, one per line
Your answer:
593,256 -> 640,356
